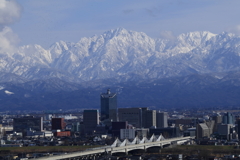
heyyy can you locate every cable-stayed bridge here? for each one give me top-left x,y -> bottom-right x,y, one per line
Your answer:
35,135 -> 194,160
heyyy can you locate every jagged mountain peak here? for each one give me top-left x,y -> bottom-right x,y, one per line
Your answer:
102,27 -> 150,40
177,31 -> 216,46
219,31 -> 236,37
204,31 -> 240,50
106,27 -> 129,35
1,28 -> 240,82
18,44 -> 46,54
161,31 -> 217,55
208,32 -> 239,44
179,31 -> 216,38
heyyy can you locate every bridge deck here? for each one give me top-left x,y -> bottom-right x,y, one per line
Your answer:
35,136 -> 192,160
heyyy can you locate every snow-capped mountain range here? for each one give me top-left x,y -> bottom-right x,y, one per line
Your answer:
1,28 -> 240,83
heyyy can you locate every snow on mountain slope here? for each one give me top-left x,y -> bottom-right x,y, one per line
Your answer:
169,31 -> 216,55
1,28 -> 240,83
5,90 -> 14,95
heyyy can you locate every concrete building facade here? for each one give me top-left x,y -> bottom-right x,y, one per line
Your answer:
196,123 -> 210,139
51,118 -> 66,130
83,110 -> 99,134
222,112 -> 235,125
118,107 -> 142,128
212,114 -> 222,132
112,121 -> 128,137
196,120 -> 215,139
142,109 -> 156,128
218,124 -> 233,140
13,116 -> 43,133
156,112 -> 168,128
120,129 -> 136,140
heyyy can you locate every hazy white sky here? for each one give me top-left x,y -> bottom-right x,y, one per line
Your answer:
2,0 -> 240,48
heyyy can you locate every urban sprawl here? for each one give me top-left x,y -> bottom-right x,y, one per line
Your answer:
1,89 -> 240,160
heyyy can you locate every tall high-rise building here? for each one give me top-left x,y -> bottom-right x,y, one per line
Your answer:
100,89 -> 117,121
196,123 -> 211,139
118,107 -> 143,128
156,112 -> 168,128
51,118 -> 66,130
237,119 -> 240,140
212,114 -> 222,132
142,109 -> 156,128
222,112 -> 235,125
83,110 -> 99,134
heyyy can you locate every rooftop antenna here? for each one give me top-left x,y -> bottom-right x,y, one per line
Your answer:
107,89 -> 111,94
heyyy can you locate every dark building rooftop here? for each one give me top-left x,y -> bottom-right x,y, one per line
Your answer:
101,89 -> 117,98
